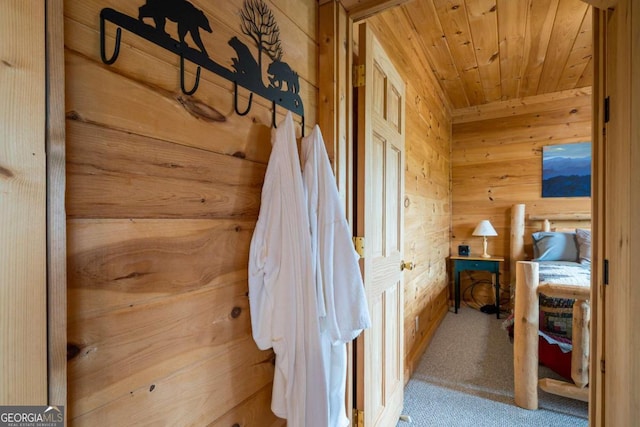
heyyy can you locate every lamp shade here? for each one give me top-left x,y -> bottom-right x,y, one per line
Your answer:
472,220 -> 498,237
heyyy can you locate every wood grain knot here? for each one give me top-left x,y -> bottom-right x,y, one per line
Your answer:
0,165 -> 14,178
67,343 -> 81,361
160,162 -> 183,169
231,307 -> 242,318
66,110 -> 82,121
177,96 -> 226,122
114,271 -> 149,281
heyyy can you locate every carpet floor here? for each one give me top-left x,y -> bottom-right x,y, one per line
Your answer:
398,307 -> 588,427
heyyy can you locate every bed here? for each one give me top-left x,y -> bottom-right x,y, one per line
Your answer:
509,204 -> 592,409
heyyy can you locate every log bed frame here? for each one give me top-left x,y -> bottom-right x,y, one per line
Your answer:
510,204 -> 591,410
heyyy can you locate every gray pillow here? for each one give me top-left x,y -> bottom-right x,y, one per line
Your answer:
532,231 -> 578,262
575,228 -> 592,266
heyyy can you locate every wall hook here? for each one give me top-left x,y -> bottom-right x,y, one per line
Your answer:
233,81 -> 253,116
271,100 -> 278,129
100,11 -> 121,65
99,5 -> 305,134
180,54 -> 201,96
272,100 -> 305,136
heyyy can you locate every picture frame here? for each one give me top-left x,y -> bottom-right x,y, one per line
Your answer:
542,142 -> 591,198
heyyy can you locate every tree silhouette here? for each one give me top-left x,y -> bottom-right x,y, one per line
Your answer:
240,0 -> 283,77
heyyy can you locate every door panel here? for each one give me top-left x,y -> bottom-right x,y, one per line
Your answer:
355,22 -> 406,427
372,133 -> 385,257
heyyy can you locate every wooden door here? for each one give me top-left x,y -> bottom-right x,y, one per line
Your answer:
592,0 -> 640,424
354,22 -> 406,427
603,0 -> 640,424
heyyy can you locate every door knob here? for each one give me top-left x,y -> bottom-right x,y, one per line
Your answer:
401,261 -> 415,271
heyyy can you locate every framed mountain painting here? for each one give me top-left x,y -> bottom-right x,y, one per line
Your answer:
542,142 -> 592,198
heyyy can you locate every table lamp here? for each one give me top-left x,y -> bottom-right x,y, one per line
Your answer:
472,220 -> 498,258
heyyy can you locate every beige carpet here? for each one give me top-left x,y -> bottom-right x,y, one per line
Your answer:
398,307 -> 588,426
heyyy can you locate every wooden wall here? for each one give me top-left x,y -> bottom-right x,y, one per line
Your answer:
451,88 -> 592,308
64,0 -> 315,424
367,9 -> 453,379
0,0 -> 48,404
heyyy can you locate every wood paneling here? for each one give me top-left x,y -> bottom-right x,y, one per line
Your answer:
47,0 -> 68,407
520,0 -> 560,97
536,0 -> 590,94
70,337 -> 275,426
451,89 -> 592,307
367,9 -> 452,379
66,121 -> 265,219
0,0 -> 48,404
65,0 -> 315,424
397,0 -> 593,109
67,218 -> 254,315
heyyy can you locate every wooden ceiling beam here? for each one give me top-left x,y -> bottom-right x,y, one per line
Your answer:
340,0 -> 413,21
579,0 -> 617,9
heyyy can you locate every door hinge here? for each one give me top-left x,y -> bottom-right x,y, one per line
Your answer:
353,408 -> 365,427
353,64 -> 365,87
601,359 -> 606,373
604,96 -> 610,123
604,259 -> 609,285
353,236 -> 365,258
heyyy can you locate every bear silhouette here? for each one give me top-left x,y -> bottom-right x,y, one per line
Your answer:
268,60 -> 299,94
138,0 -> 212,56
228,36 -> 260,81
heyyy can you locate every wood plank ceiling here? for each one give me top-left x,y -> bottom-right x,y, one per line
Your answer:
339,0 -> 593,110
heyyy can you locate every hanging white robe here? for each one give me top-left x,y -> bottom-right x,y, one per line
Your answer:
248,113 -> 328,427
301,125 -> 372,427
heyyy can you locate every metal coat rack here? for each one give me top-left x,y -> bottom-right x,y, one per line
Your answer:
99,1 -> 305,135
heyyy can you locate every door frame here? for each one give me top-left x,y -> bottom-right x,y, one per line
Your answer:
0,0 -> 66,408
46,0 -> 68,408
319,1 -> 638,427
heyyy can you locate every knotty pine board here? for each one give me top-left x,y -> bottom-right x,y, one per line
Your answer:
0,0 -> 47,404
66,121 -> 265,219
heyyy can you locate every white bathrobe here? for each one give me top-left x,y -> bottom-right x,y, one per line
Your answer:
248,113 -> 328,427
301,125 -> 372,427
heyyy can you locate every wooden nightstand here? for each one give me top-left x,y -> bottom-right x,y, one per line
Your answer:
450,255 -> 504,319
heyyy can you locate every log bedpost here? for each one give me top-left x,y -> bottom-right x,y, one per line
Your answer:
571,299 -> 591,388
514,261 -> 539,410
510,204 -> 526,309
